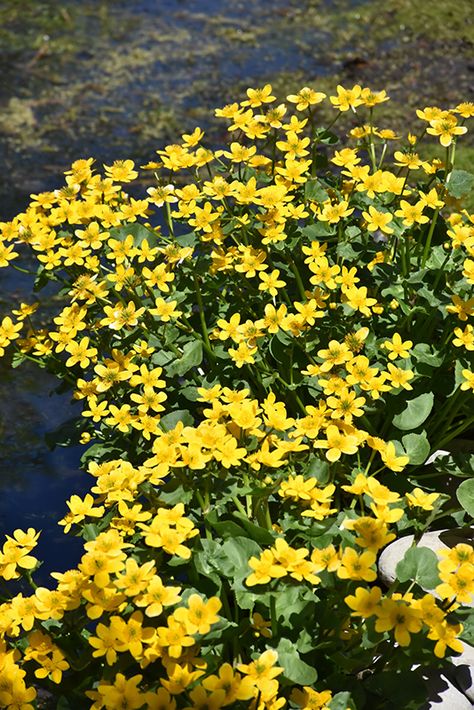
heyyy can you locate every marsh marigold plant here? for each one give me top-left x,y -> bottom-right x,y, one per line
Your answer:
0,84 -> 473,709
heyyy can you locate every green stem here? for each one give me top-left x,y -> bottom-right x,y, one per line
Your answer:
287,256 -> 306,300
192,274 -> 214,359
436,414 -> 474,451
164,202 -> 174,237
421,207 -> 440,267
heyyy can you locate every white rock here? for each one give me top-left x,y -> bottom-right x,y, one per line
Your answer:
448,642 -> 474,703
420,670 -> 474,709
378,531 -> 450,588
379,533 -> 474,707
378,530 -> 474,609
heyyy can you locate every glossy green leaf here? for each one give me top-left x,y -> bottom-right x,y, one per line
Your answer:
401,431 -> 430,465
166,340 -> 203,377
456,479 -> 474,517
395,546 -> 440,588
392,392 -> 434,431
446,169 -> 474,200
277,637 -> 318,685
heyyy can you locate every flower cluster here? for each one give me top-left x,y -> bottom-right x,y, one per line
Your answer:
0,84 -> 472,708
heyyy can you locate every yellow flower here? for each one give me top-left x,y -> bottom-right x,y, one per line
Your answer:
149,298 -> 182,322
317,199 -> 354,224
375,599 -> 423,646
156,616 -> 195,658
287,87 -> 326,111
135,576 -> 181,618
58,494 -> 104,534
446,295 -> 474,321
394,199 -> 429,226
174,594 -> 222,635
427,621 -> 464,658
237,649 -> 283,693
337,548 -> 377,581
104,159 -> 138,182
406,488 -> 440,511
258,268 -> 287,296
384,363 -> 414,390
436,563 -> 474,605
241,84 -> 275,107
380,441 -> 410,472
362,206 -> 394,234
251,613 -> 272,639
344,516 -> 395,552
330,84 -> 364,112
246,550 -> 286,586
393,150 -> 423,170
383,333 -> 413,360
291,686 -> 333,709
343,285 -> 378,317
427,115 -> 467,147
345,586 -> 382,617
311,544 -> 340,573
314,424 -> 359,462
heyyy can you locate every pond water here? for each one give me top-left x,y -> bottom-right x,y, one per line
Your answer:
0,0 -> 472,582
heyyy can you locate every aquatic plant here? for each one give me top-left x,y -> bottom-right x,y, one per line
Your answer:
0,84 -> 473,709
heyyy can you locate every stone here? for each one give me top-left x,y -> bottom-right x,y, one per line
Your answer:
379,532 -> 474,707
448,642 -> 474,703
419,669 -> 474,709
378,530 -> 450,589
378,529 -> 474,609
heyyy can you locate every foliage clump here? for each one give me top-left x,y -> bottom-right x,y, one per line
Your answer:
0,84 -> 473,709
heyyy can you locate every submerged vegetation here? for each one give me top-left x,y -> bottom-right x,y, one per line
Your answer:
0,80 -> 473,708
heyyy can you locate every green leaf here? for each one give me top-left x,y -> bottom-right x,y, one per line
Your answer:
11,351 -> 27,368
392,392 -> 434,431
336,241 -> 359,262
214,537 -> 262,582
424,245 -> 448,270
411,343 -> 443,368
109,221 -> 159,247
274,584 -> 317,626
304,178 -> 329,203
231,513 -> 276,546
300,223 -> 336,239
44,416 -> 84,449
395,546 -> 440,588
314,128 -> 339,145
175,231 -> 197,246
305,457 -> 331,484
166,340 -> 203,377
329,692 -> 356,710
446,169 -> 474,200
82,523 -> 99,542
401,432 -> 430,465
456,479 -> 474,517
160,409 -> 194,430
277,637 -> 318,685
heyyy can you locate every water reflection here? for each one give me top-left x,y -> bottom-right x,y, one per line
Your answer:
0,361 -> 88,583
